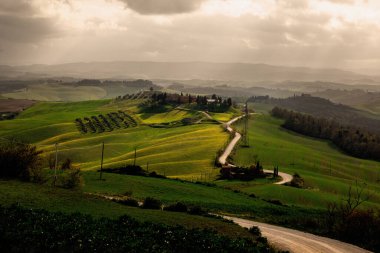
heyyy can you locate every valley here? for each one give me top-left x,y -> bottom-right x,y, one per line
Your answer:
1,91 -> 379,252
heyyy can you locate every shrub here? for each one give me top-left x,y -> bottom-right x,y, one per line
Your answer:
123,190 -> 133,197
28,166 -> 48,184
188,205 -> 206,215
0,140 -> 42,181
248,226 -> 261,237
56,168 -> 83,189
60,158 -> 73,170
115,198 -> 139,207
142,197 -> 162,210
148,171 -> 166,178
103,165 -> 146,176
181,118 -> 194,125
163,202 -> 188,212
288,173 -> 304,188
265,199 -> 284,206
194,181 -> 216,187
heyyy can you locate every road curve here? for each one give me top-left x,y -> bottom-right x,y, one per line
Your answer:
224,216 -> 372,253
263,169 -> 293,184
218,115 -> 244,165
218,114 -> 293,185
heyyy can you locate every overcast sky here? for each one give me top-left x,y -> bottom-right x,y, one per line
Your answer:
1,0 -> 380,71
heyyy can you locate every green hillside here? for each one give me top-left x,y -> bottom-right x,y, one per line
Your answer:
0,99 -> 228,178
1,83 -> 147,101
229,114 -> 380,209
0,179 -> 254,240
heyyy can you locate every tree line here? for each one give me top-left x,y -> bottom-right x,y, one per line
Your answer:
151,92 -> 232,112
75,110 -> 137,134
77,79 -> 157,88
249,94 -> 380,135
271,106 -> 380,161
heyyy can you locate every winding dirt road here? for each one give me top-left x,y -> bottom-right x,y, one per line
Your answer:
218,115 -> 244,166
224,216 -> 372,253
217,115 -> 371,252
263,169 -> 293,185
218,114 -> 293,185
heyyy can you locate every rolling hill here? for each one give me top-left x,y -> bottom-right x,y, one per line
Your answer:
229,113 -> 380,209
1,61 -> 377,83
0,98 -> 229,178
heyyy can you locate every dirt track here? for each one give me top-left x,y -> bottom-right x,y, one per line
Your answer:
220,115 -> 370,252
218,115 -> 293,184
218,115 -> 244,165
225,216 -> 372,253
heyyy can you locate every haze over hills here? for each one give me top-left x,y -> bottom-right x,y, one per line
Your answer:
1,61 -> 379,84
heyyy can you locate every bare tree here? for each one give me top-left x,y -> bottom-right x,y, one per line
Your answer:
326,180 -> 371,232
342,180 -> 371,216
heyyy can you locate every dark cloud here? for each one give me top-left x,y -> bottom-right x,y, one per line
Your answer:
120,0 -> 206,15
0,15 -> 58,43
0,0 -> 34,14
0,0 -> 58,43
0,0 -> 379,70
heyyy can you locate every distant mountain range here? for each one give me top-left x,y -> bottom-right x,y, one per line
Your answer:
1,61 -> 379,84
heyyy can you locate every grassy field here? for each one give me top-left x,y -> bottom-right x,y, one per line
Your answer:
1,83 -> 145,101
138,108 -> 201,124
228,113 -> 380,209
83,171 -> 274,214
0,99 -> 228,178
1,97 -> 316,243
2,84 -> 107,101
0,179 -> 255,239
80,171 -> 326,227
6,96 -> 379,244
208,112 -> 235,122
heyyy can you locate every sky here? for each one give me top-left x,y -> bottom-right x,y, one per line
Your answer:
1,0 -> 380,71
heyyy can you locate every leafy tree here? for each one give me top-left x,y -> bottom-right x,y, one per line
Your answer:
0,140 -> 42,181
57,168 -> 82,189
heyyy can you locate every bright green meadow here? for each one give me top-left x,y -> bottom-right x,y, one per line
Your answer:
0,99 -> 229,178
227,113 -> 380,209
